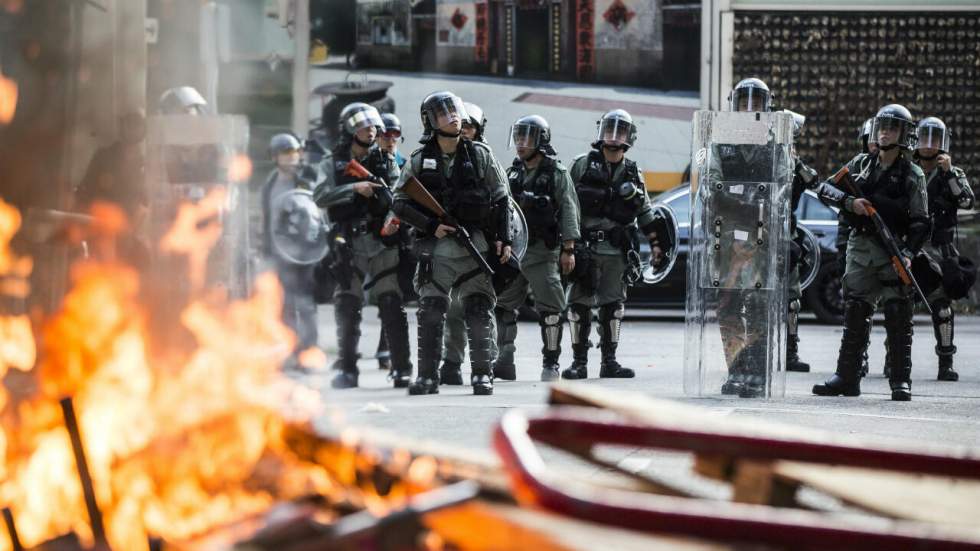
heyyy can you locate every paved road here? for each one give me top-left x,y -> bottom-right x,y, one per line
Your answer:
311,309 -> 980,458
309,65 -> 697,179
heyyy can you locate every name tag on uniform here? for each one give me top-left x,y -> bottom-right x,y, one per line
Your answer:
423,158 -> 437,170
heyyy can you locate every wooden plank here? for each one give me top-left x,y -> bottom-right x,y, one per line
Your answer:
774,462 -> 980,527
730,460 -> 799,507
426,501 -> 732,551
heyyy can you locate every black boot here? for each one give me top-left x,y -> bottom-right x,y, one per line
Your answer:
813,299 -> 872,397
439,360 -> 463,385
376,331 -> 391,370
330,294 -> 362,389
562,304 -> 591,380
492,307 -> 518,381
597,302 -> 634,378
408,297 -> 446,395
378,292 -> 413,389
786,299 -> 810,372
465,295 -> 495,395
539,312 -> 563,382
883,299 -> 913,401
932,301 -> 958,382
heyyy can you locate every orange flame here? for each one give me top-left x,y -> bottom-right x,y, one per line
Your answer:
0,73 -> 16,125
159,188 -> 226,291
227,154 -> 253,183
0,192 -> 336,550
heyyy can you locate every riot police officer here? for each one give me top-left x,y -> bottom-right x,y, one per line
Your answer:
393,92 -> 511,396
835,117 -> 879,378
914,116 -> 975,381
812,104 -> 930,401
314,103 -> 412,389
782,110 -> 820,373
159,86 -> 209,116
564,109 -> 666,380
493,115 -> 580,381
372,112 -> 406,373
440,101 -> 490,385
379,113 -> 407,169
262,134 -> 324,369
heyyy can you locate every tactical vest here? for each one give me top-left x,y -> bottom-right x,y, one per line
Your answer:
577,150 -> 644,225
841,153 -> 913,236
509,156 -> 559,246
927,168 -> 959,245
327,146 -> 391,228
415,138 -> 491,229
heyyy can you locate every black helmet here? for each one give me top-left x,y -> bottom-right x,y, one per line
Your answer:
870,104 -> 915,151
728,78 -> 772,112
420,91 -> 468,141
463,102 -> 487,139
915,116 -> 951,154
508,115 -> 556,156
380,113 -> 402,135
339,102 -> 384,137
269,133 -> 303,163
594,109 -> 637,149
159,86 -> 208,115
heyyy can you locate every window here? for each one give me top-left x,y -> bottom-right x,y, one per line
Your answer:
799,192 -> 838,221
665,191 -> 690,225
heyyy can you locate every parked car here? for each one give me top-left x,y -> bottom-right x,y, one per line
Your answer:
627,184 -> 844,324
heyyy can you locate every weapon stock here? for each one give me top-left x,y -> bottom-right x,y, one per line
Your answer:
832,167 -> 932,314
403,177 -> 494,276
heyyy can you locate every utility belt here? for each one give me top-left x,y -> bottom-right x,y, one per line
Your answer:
582,226 -> 633,250
338,218 -> 383,238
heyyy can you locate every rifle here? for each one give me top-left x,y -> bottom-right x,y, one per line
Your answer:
831,166 -> 932,314
345,158 -> 393,216
402,176 -> 495,276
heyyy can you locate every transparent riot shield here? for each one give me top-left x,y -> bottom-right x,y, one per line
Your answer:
684,111 -> 794,398
145,114 -> 251,297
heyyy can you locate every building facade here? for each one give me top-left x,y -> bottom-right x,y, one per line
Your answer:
355,0 -> 699,88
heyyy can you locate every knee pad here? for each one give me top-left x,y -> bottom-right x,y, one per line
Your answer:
788,299 -> 801,313
598,302 -> 625,322
464,294 -> 494,317
417,296 -> 448,325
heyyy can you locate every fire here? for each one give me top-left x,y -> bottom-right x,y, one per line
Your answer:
0,73 -> 16,125
226,154 -> 253,183
0,192 -> 335,550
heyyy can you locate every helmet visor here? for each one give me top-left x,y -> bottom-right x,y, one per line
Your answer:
731,87 -> 771,112
872,116 -> 910,148
426,96 -> 468,130
916,125 -> 950,152
509,123 -> 542,149
597,117 -> 633,146
345,107 -> 384,134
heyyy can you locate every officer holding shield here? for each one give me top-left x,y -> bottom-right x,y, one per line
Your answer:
565,109 -> 667,380
262,134 -> 326,369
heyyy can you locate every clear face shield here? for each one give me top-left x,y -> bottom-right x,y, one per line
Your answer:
730,88 -> 771,112
916,125 -> 950,153
426,96 -> 468,131
345,108 -> 384,136
872,116 -> 907,149
508,123 -> 542,150
596,117 -> 633,147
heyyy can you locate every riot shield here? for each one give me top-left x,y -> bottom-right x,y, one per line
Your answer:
684,110 -> 794,399
270,189 -> 330,265
642,204 -> 679,285
796,225 -> 821,291
508,196 -> 530,262
146,114 -> 251,296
